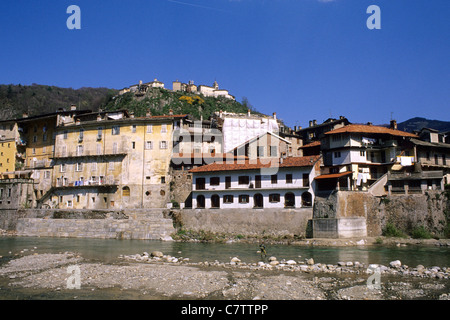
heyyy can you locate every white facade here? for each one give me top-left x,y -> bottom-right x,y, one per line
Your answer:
191,166 -> 316,209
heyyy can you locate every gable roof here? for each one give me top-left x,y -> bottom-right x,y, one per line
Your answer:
189,155 -> 320,173
324,124 -> 417,138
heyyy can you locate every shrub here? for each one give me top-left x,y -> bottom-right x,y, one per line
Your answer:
411,226 -> 432,239
382,222 -> 407,238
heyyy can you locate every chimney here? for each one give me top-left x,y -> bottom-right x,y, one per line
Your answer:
313,120 -> 317,126
219,110 -> 223,118
146,109 -> 152,117
76,118 -> 81,125
273,112 -> 277,120
129,111 -> 135,119
169,109 -> 173,115
367,122 -> 372,126
309,120 -> 313,127
390,119 -> 397,130
22,112 -> 29,118
247,109 -> 251,117
70,104 -> 77,111
97,114 -> 102,121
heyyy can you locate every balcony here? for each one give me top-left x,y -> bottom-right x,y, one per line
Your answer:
388,170 -> 443,181
53,148 -> 127,159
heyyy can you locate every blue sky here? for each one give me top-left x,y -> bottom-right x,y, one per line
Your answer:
0,0 -> 449,128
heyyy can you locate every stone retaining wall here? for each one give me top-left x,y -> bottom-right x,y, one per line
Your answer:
4,208 -> 176,240
175,208 -> 313,237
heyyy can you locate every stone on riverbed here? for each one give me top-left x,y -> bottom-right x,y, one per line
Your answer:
390,260 -> 402,268
151,251 -> 164,258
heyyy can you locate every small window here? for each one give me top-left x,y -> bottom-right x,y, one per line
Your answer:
160,141 -> 167,149
271,174 -> 277,184
303,173 -> 310,187
122,186 -> 130,197
239,195 -> 249,203
131,125 -> 136,133
112,126 -> 120,135
210,177 -> 220,186
334,151 -> 341,158
360,150 -> 366,157
132,141 -> 136,149
76,163 -> 83,172
238,176 -> 249,185
63,131 -> 68,139
161,176 -> 166,184
147,125 -> 153,133
269,194 -> 280,203
145,141 -> 153,150
223,195 -> 234,203
286,174 -> 293,184
161,124 -> 167,133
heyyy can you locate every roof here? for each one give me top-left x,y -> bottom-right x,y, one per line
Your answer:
324,124 -> 418,138
314,171 -> 353,180
189,155 -> 320,173
410,138 -> 450,149
299,141 -> 321,148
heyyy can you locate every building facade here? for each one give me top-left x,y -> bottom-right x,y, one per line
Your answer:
189,156 -> 320,210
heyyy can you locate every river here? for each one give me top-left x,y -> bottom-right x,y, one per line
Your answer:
1,236 -> 449,267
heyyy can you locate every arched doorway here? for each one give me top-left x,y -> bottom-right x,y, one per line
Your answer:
284,192 -> 295,208
196,195 -> 205,208
253,193 -> 263,208
301,192 -> 312,207
211,194 -> 220,208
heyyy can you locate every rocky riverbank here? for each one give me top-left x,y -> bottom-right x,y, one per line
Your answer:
0,251 -> 449,300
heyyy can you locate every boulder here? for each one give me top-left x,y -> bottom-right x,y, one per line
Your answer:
286,260 -> 297,265
231,257 -> 241,263
151,251 -> 164,258
390,260 -> 402,268
306,258 -> 314,265
268,256 -> 277,262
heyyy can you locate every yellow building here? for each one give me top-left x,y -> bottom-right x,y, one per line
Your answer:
0,120 -> 19,175
48,110 -> 188,209
15,107 -> 90,203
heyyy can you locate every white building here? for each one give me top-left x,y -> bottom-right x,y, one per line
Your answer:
189,155 -> 320,209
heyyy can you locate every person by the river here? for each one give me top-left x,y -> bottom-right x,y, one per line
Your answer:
259,243 -> 267,261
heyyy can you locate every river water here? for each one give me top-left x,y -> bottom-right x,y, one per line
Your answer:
1,236 -> 449,267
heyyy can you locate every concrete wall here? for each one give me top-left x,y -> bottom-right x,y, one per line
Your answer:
176,207 -> 313,237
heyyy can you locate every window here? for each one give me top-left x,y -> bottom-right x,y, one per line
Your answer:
131,125 -> 136,133
132,141 -> 136,149
79,129 -> 84,140
112,126 -> 120,135
239,195 -> 249,203
257,146 -> 264,157
334,151 -> 341,158
60,164 -> 66,172
63,131 -> 68,139
271,174 -> 277,184
196,177 -> 205,190
112,142 -> 118,154
161,176 -> 166,184
225,176 -> 231,189
76,163 -> 83,172
33,136 -> 37,143
269,194 -> 280,203
160,141 -> 167,149
91,162 -> 97,171
303,173 -> 310,187
44,171 -> 50,179
122,186 -> 130,197
96,144 -> 102,155
97,127 -> 103,140
210,177 -> 220,186
161,124 -> 167,133
286,174 -> 293,184
77,145 -> 83,156
145,141 -> 153,150
238,176 -> 249,185
223,195 -> 234,204
32,148 -> 36,155
147,125 -> 153,133
67,200 -> 73,208
108,161 -> 114,171
360,150 -> 366,157
43,133 -> 47,142
270,146 -> 278,157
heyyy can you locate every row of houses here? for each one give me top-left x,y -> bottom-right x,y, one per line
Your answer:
0,105 -> 448,211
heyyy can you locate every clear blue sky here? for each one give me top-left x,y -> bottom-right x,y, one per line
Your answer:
0,0 -> 449,128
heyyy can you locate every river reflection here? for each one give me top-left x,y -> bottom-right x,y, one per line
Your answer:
0,237 -> 449,268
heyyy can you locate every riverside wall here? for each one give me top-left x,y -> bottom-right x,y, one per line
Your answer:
312,190 -> 449,238
0,209 -> 176,240
173,208 -> 313,237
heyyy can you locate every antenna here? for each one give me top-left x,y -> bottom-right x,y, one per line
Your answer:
390,112 -> 393,121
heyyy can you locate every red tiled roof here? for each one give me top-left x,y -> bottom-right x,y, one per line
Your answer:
189,155 -> 320,173
314,171 -> 352,180
299,141 -> 321,148
324,124 -> 417,137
